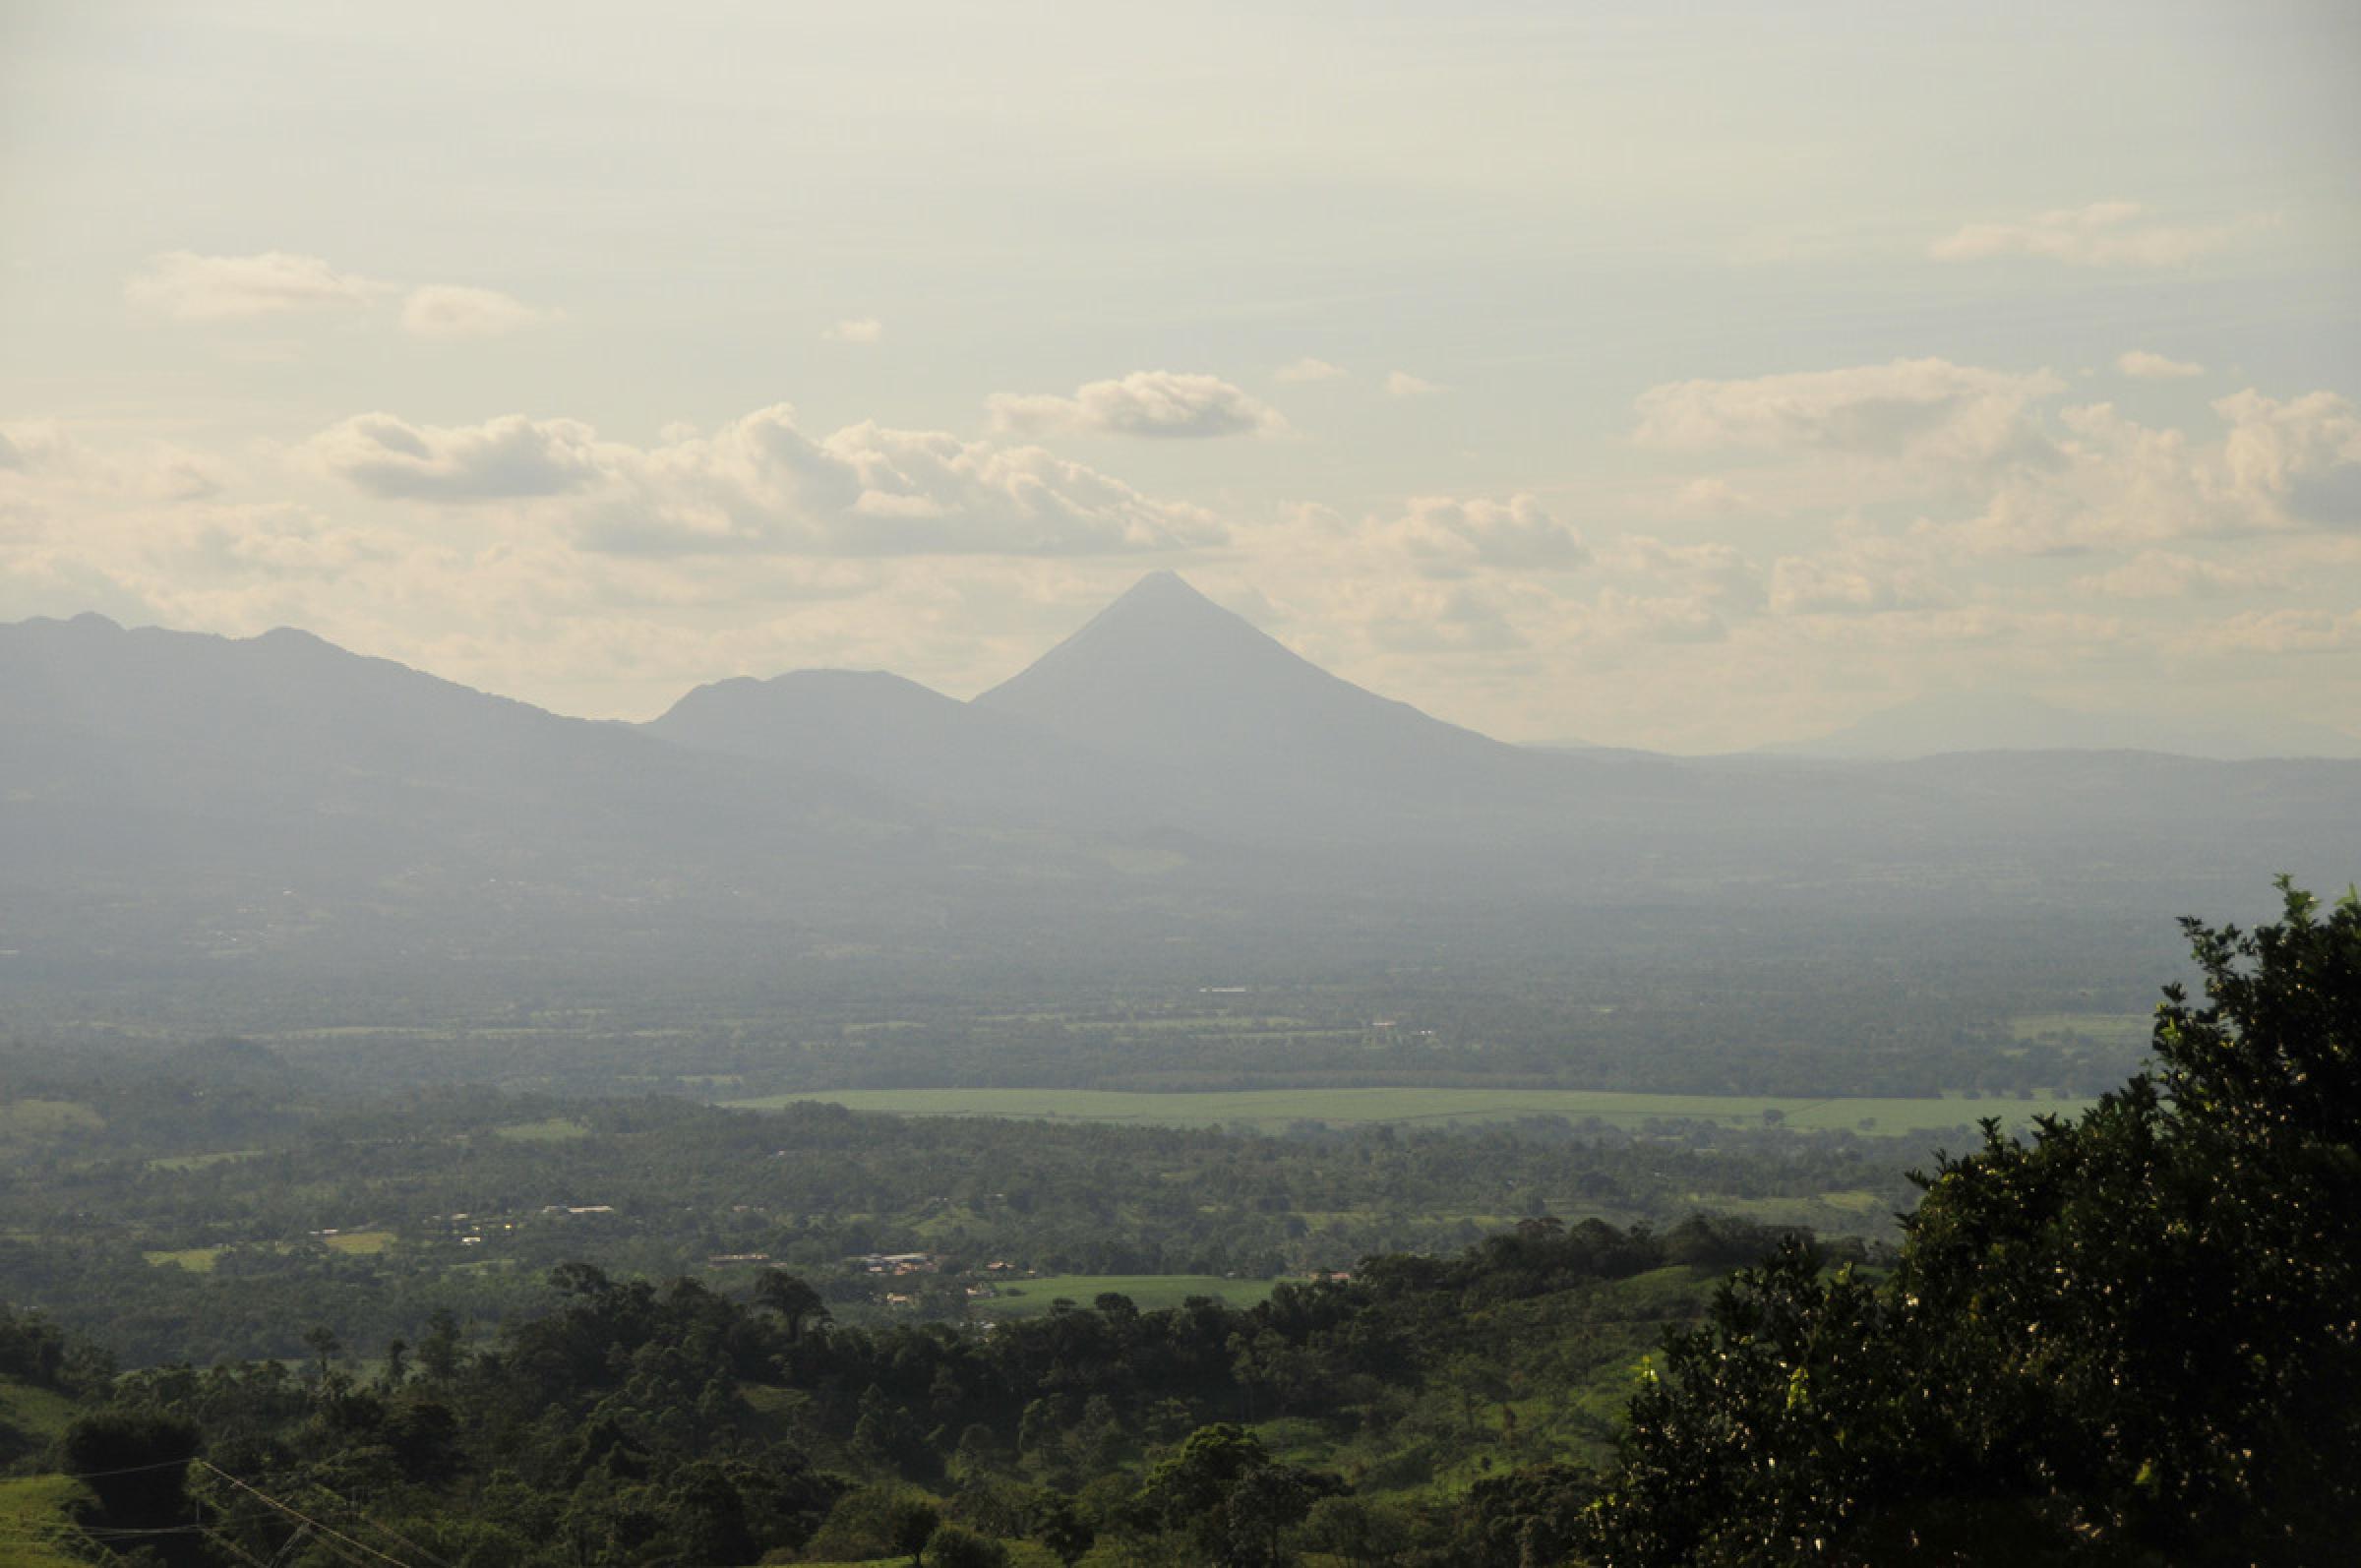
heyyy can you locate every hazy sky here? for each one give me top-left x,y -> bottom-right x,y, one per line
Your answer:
3,1 -> 2357,749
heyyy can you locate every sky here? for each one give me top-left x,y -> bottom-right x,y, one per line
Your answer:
2,1 -> 2357,751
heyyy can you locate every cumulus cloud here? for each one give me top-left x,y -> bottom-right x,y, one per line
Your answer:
307,414 -> 608,501
1674,477 -> 1752,513
1584,587 -> 1727,643
2118,349 -> 2204,380
125,251 -> 392,320
401,285 -> 554,340
1930,201 -> 2243,268
2214,389 -> 2361,527
1385,370 -> 1442,397
986,371 -> 1288,440
0,420 -> 225,506
2200,607 -> 2361,656
823,317 -> 883,343
1767,553 -> 1953,616
1633,358 -> 2064,471
1345,579 -> 1533,654
1383,494 -> 1589,573
2074,551 -> 2273,599
305,403 -> 1222,557
1896,388 -> 2361,557
1274,357 -> 1347,384
1599,535 -> 1764,612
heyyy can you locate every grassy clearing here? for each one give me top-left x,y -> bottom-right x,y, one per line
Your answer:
980,1275 -> 1279,1317
1679,1190 -> 1907,1230
0,1378 -> 77,1441
149,1148 -> 261,1171
2009,1011 -> 2151,1045
0,1099 -> 102,1143
322,1229 -> 396,1255
0,1475 -> 96,1568
723,1086 -> 2092,1138
144,1245 -> 225,1272
492,1117 -> 591,1143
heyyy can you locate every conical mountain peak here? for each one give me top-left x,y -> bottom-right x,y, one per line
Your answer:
1107,568 -> 1213,611
971,572 -> 1519,792
1072,570 -> 1258,643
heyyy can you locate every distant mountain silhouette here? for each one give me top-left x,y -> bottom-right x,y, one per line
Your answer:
5,588 -> 2359,984
969,572 -> 1557,839
647,667 -> 1178,829
976,571 -> 1515,770
1775,691 -> 2361,761
0,613 -> 950,955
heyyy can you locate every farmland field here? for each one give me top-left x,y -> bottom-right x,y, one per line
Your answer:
977,1274 -> 1280,1317
0,1475 -> 93,1568
321,1229 -> 396,1255
721,1086 -> 2092,1137
0,1099 -> 102,1144
493,1116 -> 593,1142
2008,1011 -> 2152,1046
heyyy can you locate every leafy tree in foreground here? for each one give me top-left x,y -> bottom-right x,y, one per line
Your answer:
1581,880 -> 2361,1566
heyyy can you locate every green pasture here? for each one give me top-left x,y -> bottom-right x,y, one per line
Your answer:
0,1475 -> 95,1568
0,1378 -> 77,1441
0,1099 -> 102,1143
978,1274 -> 1279,1317
149,1148 -> 261,1171
322,1229 -> 396,1255
723,1086 -> 2091,1137
2008,1011 -> 2152,1045
493,1116 -> 592,1142
144,1245 -> 225,1272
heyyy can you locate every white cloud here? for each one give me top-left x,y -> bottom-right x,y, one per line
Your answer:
1633,358 -> 2064,471
402,285 -> 554,340
1599,535 -> 1764,612
125,251 -> 392,320
2074,551 -> 2273,600
1674,477 -> 1752,513
1929,201 -> 2243,268
1274,357 -> 1347,384
1383,493 -> 1589,573
1767,553 -> 1953,616
1346,579 -> 1533,654
2213,389 -> 2361,527
1385,370 -> 1442,397
986,371 -> 1288,440
2118,350 -> 2204,380
1893,388 -> 2360,557
2199,607 -> 2361,656
0,420 -> 226,506
307,414 -> 608,502
305,403 -> 1222,557
823,317 -> 883,343
1584,587 -> 1727,643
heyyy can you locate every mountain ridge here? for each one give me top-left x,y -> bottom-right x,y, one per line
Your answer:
7,579 -> 2360,985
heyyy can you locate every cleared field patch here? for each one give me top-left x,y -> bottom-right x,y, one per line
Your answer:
0,1378 -> 77,1441
2009,1011 -> 2151,1045
148,1148 -> 261,1172
0,1475 -> 97,1568
144,1245 -> 225,1272
0,1099 -> 102,1143
321,1229 -> 396,1255
492,1116 -> 591,1143
980,1274 -> 1279,1317
723,1086 -> 2091,1138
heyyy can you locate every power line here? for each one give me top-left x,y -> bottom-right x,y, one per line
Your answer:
191,1462 -> 417,1568
50,1454 -> 202,1481
281,1475 -> 457,1568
